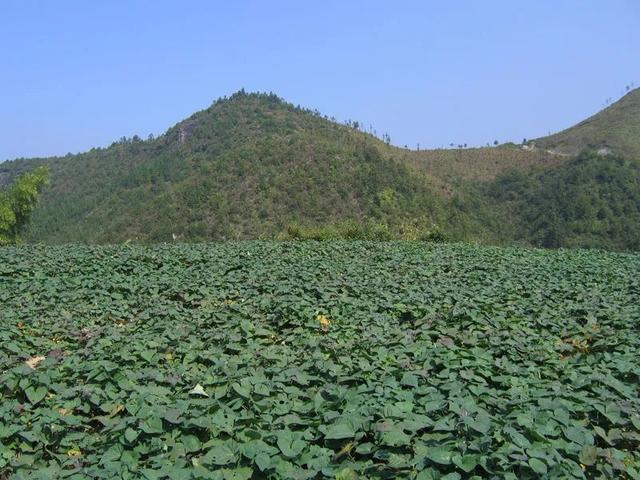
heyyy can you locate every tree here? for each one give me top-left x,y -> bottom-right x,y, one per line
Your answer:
0,167 -> 49,245
493,140 -> 499,146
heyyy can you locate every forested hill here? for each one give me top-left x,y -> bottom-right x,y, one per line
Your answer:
0,91 -> 452,243
1,89 -> 639,250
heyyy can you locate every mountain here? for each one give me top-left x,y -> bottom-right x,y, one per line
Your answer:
532,88 -> 640,159
1,89 -> 639,249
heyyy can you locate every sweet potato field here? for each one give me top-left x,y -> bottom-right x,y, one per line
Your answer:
1,242 -> 639,479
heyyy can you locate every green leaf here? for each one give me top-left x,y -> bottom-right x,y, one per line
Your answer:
440,474 -> 461,480
222,467 -> 253,480
232,382 -> 251,399
124,428 -> 138,443
4,241 -> 640,478
415,470 -> 437,480
140,416 -> 163,434
425,447 -> 452,465
381,428 -> 412,447
467,409 -> 491,434
400,373 -> 419,388
528,458 -> 547,475
255,452 -> 271,471
563,426 -> 593,446
25,386 -> 47,405
203,443 -> 237,466
100,444 -> 123,464
505,427 -> 531,448
336,468 -> 359,480
164,408 -> 184,424
452,453 -> 480,472
324,423 -> 356,440
276,430 -> 306,458
579,445 -> 598,466
140,350 -> 155,362
182,435 -> 202,453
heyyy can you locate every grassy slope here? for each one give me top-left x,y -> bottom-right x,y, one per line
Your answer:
396,145 -> 564,195
533,88 -> 640,158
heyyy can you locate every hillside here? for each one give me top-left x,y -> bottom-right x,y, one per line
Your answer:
398,145 -> 564,195
1,89 -> 639,249
485,151 -> 640,250
0,92 -> 456,243
533,88 -> 640,159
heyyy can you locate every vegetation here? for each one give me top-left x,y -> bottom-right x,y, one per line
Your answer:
400,146 -> 564,195
1,242 -> 639,478
0,167 -> 48,245
0,92 -> 456,243
280,219 -> 446,242
1,89 -> 639,250
487,151 -> 640,250
533,88 -> 640,159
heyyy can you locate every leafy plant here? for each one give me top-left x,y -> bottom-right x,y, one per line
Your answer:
1,241 -> 639,478
0,166 -> 48,245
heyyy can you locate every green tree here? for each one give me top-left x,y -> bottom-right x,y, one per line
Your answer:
0,167 -> 49,245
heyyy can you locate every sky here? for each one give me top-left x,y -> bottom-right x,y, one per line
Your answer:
1,0 -> 639,161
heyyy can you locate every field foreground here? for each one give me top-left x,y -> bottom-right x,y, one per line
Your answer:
1,242 -> 639,479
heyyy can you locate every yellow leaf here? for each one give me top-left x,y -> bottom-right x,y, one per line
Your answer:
67,448 -> 82,457
109,404 -> 125,417
317,314 -> 331,331
58,408 -> 71,416
333,441 -> 355,461
25,355 -> 46,370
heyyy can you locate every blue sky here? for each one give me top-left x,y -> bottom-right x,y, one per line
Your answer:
1,0 -> 638,160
